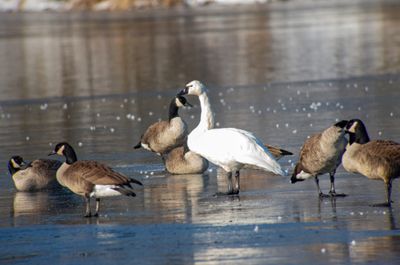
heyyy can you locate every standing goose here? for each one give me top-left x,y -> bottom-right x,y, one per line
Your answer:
162,143 -> 209,175
178,80 -> 285,195
291,120 -> 348,197
49,142 -> 143,217
343,119 -> 400,207
134,96 -> 191,155
8,156 -> 62,192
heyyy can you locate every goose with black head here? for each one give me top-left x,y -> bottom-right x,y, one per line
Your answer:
49,142 -> 143,217
134,95 -> 192,155
343,119 -> 400,207
291,120 -> 348,197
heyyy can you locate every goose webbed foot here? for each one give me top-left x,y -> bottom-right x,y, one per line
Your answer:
329,191 -> 347,197
228,189 -> 240,195
318,192 -> 330,198
213,190 -> 240,197
84,212 -> 92,218
371,201 -> 393,207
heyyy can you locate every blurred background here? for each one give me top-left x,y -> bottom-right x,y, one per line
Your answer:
4,0 -> 275,11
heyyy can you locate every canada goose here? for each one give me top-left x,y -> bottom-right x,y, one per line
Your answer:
49,142 -> 143,217
291,120 -> 348,197
8,156 -> 62,192
162,143 -> 209,175
178,80 -> 285,195
134,96 -> 192,155
343,119 -> 400,207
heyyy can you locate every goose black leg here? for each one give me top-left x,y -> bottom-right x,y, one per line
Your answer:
315,176 -> 329,198
372,180 -> 393,207
328,171 -> 346,197
94,198 -> 100,217
84,196 -> 91,218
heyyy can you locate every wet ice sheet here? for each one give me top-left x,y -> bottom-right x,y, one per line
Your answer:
2,221 -> 400,265
1,75 -> 400,265
2,171 -> 400,265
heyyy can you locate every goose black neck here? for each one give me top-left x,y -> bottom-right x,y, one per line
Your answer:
8,161 -> 19,175
183,141 -> 190,153
168,99 -> 179,121
349,124 -> 370,145
64,145 -> 78,164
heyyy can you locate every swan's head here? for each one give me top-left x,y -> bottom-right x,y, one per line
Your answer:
178,80 -> 207,96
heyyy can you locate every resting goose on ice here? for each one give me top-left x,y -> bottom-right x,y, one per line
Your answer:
178,80 -> 285,195
134,96 -> 191,155
343,119 -> 400,207
8,156 -> 62,192
49,142 -> 143,217
162,143 -> 209,175
291,120 -> 348,197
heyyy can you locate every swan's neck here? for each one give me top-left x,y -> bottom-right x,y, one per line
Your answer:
194,92 -> 214,133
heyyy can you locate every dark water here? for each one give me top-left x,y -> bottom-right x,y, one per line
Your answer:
1,0 -> 400,264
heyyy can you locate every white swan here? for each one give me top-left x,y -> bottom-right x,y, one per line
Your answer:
178,80 -> 285,195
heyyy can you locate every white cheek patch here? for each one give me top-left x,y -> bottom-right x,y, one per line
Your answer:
296,170 -> 313,180
175,98 -> 184,107
348,122 -> 358,133
57,145 -> 65,155
11,159 -> 20,168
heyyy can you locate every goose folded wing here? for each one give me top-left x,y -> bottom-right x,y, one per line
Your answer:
37,159 -> 62,170
76,161 -> 137,186
142,121 -> 169,145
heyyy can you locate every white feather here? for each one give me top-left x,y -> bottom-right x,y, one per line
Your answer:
295,170 -> 313,180
188,128 -> 284,175
141,143 -> 151,151
185,81 -> 284,176
90,185 -> 122,198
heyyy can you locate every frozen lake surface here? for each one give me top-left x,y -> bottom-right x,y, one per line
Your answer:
1,0 -> 400,264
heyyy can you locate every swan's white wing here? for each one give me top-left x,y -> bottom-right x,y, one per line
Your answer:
188,128 -> 284,175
